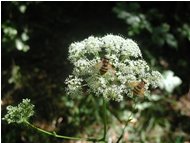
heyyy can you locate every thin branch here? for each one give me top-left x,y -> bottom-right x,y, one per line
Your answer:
116,98 -> 138,143
102,98 -> 107,142
116,118 -> 132,143
24,121 -> 101,142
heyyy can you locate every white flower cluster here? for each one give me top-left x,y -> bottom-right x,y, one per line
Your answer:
65,75 -> 83,97
3,99 -> 34,124
65,34 -> 162,101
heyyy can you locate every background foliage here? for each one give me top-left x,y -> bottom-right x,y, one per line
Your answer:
2,2 -> 190,143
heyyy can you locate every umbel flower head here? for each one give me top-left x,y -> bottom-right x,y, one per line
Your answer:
65,34 -> 162,101
3,99 -> 34,124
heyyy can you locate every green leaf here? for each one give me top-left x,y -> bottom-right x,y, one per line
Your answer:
166,33 -> 178,49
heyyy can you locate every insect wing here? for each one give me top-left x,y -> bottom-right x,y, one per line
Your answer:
95,61 -> 103,70
128,82 -> 139,87
138,88 -> 145,96
107,63 -> 115,75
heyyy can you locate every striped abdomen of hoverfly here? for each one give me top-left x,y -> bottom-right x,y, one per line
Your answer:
133,81 -> 146,96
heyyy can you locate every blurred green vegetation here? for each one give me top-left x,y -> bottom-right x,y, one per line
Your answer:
1,2 -> 190,143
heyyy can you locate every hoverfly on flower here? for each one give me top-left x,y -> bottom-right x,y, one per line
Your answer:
95,57 -> 115,75
128,79 -> 147,96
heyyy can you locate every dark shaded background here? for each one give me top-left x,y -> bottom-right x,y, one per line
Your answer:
2,2 -> 190,143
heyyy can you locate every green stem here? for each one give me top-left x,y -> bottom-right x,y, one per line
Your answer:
116,117 -> 132,143
22,98 -> 109,142
116,99 -> 138,142
102,98 -> 107,141
24,121 -> 101,142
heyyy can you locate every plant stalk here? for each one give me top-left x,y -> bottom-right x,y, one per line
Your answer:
102,98 -> 107,142
24,121 -> 101,142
